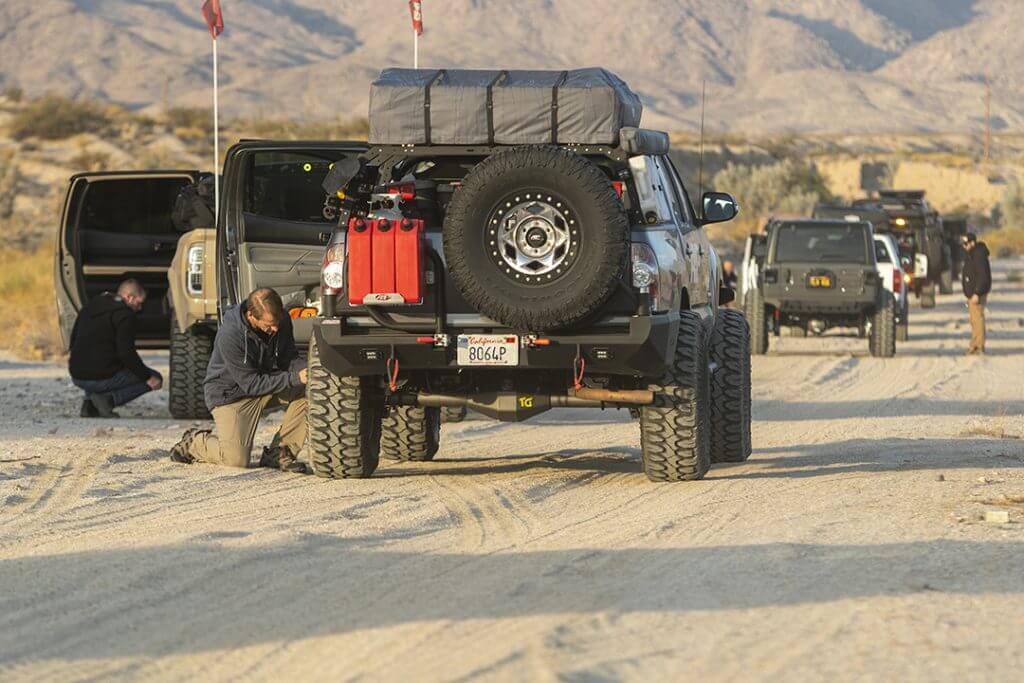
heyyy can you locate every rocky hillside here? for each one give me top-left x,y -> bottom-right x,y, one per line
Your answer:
0,0 -> 1019,134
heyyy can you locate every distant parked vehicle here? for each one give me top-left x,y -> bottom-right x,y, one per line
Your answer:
873,233 -> 909,342
745,219 -> 896,358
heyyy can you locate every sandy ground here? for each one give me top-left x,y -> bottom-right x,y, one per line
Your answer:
2,266 -> 1023,682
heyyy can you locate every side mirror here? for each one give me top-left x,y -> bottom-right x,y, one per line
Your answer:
701,191 -> 739,225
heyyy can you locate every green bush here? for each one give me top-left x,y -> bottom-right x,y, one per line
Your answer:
712,159 -> 832,221
8,95 -> 113,140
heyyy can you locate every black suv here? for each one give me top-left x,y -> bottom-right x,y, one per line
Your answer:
745,219 -> 896,357
306,67 -> 750,482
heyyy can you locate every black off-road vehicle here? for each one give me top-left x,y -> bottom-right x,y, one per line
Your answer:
306,67 -> 751,482
745,219 -> 896,357
815,189 -> 952,306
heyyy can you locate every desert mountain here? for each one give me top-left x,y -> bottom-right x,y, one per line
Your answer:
0,0 -> 1018,134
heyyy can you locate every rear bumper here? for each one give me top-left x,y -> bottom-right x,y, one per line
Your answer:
314,312 -> 679,378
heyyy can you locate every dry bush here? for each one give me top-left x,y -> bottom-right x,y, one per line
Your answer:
0,246 -> 61,359
0,149 -> 19,219
166,107 -> 214,138
70,149 -> 111,172
233,116 -> 368,141
2,85 -> 23,103
8,95 -> 115,140
982,228 -> 1024,257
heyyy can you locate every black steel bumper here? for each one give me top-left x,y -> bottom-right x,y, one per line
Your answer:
314,312 -> 679,378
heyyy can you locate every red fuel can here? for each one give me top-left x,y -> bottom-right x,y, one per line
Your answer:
347,218 -> 372,305
395,218 -> 423,304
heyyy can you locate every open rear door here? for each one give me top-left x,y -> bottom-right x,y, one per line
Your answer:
54,171 -> 200,350
220,142 -> 366,345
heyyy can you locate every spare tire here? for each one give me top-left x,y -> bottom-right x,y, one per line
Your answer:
443,146 -> 628,331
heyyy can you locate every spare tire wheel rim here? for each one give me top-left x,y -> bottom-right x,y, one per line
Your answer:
486,192 -> 580,284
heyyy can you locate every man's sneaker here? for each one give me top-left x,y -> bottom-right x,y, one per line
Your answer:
89,393 -> 119,418
80,400 -> 99,418
169,427 -> 209,465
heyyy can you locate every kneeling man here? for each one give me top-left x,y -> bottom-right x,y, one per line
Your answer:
170,288 -> 308,472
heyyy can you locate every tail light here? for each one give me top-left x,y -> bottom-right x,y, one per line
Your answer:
321,244 -> 346,295
893,270 -> 903,293
630,243 -> 660,301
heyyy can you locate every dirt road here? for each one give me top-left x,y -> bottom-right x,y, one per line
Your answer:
2,266 -> 1023,682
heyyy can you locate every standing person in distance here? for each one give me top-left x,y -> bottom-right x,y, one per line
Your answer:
960,232 -> 992,355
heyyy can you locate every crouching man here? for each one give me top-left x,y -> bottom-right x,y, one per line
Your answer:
170,288 -> 308,473
69,279 -> 163,418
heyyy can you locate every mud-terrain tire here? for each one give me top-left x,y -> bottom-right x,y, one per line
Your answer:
896,321 -> 909,342
443,146 -> 628,331
746,289 -> 769,355
709,309 -> 752,464
306,338 -> 383,478
920,283 -> 937,309
940,268 -> 954,294
639,311 -> 711,481
869,292 -> 897,358
441,406 -> 468,423
380,406 -> 441,462
168,317 -> 212,420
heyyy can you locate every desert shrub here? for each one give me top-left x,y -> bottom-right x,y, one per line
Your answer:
0,246 -> 61,359
234,116 -> 369,141
982,227 -> 1024,258
0,150 -> 18,219
713,159 -> 832,221
2,85 -> 23,103
998,181 -> 1024,230
70,149 -> 111,172
8,95 -> 113,140
166,107 -> 214,136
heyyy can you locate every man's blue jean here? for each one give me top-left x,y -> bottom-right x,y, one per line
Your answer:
72,369 -> 155,407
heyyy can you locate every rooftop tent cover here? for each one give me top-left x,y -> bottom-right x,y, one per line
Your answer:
368,67 -> 643,146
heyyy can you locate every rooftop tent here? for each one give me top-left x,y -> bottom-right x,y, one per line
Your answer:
368,67 -> 643,146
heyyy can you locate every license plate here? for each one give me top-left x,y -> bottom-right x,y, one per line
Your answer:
808,275 -> 832,288
457,334 -> 519,366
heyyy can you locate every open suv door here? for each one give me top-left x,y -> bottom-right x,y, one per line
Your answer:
54,170 -> 201,350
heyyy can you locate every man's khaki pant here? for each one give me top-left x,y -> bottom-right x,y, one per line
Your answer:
968,295 -> 987,353
189,385 -> 306,468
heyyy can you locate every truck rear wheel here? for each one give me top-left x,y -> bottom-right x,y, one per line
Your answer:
168,317 -> 212,420
920,283 -> 936,308
639,311 -> 711,481
380,406 -> 441,462
443,146 -> 628,331
306,338 -> 383,478
940,267 -> 954,294
746,289 -> 769,355
709,309 -> 752,464
870,292 -> 896,358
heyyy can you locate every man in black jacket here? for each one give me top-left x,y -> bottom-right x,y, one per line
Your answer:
169,288 -> 308,472
961,232 -> 992,355
69,279 -> 163,418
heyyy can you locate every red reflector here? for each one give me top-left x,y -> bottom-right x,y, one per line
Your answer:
505,336 -> 517,343
612,181 -> 624,198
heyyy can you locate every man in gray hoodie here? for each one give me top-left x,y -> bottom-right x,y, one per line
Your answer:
169,288 -> 308,472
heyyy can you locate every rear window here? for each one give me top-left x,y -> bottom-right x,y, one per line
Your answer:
774,224 -> 869,263
244,150 -> 354,223
79,177 -> 190,234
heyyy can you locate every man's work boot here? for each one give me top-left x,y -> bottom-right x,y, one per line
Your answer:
80,399 -> 99,418
260,445 -> 309,474
169,427 -> 209,464
90,393 -> 119,418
